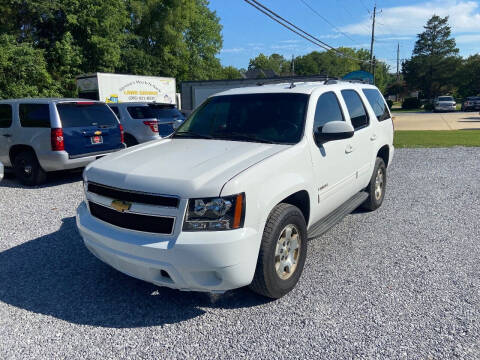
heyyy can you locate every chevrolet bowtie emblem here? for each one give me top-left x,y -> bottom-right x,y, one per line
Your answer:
94,130 -> 102,135
111,200 -> 131,213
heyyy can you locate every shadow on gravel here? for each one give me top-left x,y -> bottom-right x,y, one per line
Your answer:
0,170 -> 83,189
0,217 -> 270,328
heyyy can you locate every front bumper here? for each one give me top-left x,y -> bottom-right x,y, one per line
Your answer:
76,201 -> 261,292
435,105 -> 456,111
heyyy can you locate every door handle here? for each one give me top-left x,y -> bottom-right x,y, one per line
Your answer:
370,134 -> 377,141
2,134 -> 12,138
345,145 -> 354,154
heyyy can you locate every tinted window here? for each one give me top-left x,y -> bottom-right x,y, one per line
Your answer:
19,104 -> 50,128
149,105 -> 184,119
109,106 -> 120,117
341,90 -> 369,130
127,106 -> 156,119
362,88 -> 391,121
438,96 -> 453,101
313,92 -> 344,131
56,103 -> 118,128
175,93 -> 308,144
0,104 -> 12,128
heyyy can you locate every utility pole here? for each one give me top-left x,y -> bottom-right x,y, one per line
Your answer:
369,3 -> 376,74
291,54 -> 295,76
396,42 -> 400,81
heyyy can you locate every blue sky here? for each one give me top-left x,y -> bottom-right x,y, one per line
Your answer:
208,0 -> 480,72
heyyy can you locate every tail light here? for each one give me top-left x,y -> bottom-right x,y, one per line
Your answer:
51,128 -> 64,151
119,124 -> 125,143
143,120 -> 159,133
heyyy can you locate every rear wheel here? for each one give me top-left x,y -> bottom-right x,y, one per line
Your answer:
249,203 -> 307,299
362,157 -> 386,211
13,151 -> 47,186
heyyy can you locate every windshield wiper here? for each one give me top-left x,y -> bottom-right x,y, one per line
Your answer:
218,132 -> 277,144
173,130 -> 213,139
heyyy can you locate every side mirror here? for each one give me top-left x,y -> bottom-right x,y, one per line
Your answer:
315,121 -> 354,143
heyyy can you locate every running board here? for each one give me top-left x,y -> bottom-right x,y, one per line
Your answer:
307,191 -> 368,239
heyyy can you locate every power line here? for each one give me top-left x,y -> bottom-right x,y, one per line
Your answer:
297,0 -> 356,43
244,0 -> 371,64
335,0 -> 371,33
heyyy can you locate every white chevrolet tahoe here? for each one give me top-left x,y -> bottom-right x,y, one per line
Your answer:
76,81 -> 394,299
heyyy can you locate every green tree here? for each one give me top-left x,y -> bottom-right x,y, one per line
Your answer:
124,0 -> 223,81
248,53 -> 291,75
454,55 -> 480,99
403,15 -> 460,99
0,0 -> 230,97
0,35 -> 60,98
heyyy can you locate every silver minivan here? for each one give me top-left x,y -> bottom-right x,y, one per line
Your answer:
108,103 -> 161,146
0,98 -> 125,185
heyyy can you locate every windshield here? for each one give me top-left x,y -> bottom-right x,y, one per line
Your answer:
438,96 -> 454,102
174,93 -> 309,144
57,103 -> 118,128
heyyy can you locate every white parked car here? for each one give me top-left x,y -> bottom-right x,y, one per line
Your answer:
108,103 -> 161,147
434,96 -> 456,112
76,81 -> 394,298
0,161 -> 3,181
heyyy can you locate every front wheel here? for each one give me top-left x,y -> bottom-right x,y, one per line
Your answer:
362,157 -> 387,211
249,203 -> 307,299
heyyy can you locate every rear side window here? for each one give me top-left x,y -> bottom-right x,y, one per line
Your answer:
127,106 -> 156,119
362,89 -> 391,121
0,104 -> 12,128
313,92 -> 344,131
19,104 -> 50,128
57,103 -> 118,128
341,90 -> 369,130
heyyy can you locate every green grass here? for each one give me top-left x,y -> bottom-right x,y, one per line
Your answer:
394,130 -> 480,148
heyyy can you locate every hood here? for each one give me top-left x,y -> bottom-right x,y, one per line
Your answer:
85,138 -> 288,198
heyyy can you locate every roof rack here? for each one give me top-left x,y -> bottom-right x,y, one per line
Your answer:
256,74 -> 338,86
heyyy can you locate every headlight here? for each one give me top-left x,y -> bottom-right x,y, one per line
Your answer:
183,193 -> 245,231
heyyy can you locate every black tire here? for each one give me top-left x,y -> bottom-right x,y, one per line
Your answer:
124,134 -> 138,147
362,157 -> 387,211
13,151 -> 47,186
249,203 -> 307,299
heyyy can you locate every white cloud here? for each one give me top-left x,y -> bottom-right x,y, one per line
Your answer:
279,39 -> 303,44
221,47 -> 245,53
317,34 -> 342,39
341,0 -> 480,36
455,34 -> 480,43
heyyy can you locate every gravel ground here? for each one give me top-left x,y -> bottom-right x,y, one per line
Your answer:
0,147 -> 479,360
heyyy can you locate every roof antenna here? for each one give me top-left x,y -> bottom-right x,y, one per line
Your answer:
289,81 -> 296,89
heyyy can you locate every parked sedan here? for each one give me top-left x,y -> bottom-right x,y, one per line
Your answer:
434,96 -> 456,112
0,161 -> 3,181
461,96 -> 480,111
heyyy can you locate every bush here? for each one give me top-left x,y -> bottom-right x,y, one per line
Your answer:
423,102 -> 434,111
402,97 -> 421,109
386,99 -> 393,109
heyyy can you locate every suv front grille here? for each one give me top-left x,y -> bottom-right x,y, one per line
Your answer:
88,201 -> 175,234
87,182 -> 179,208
